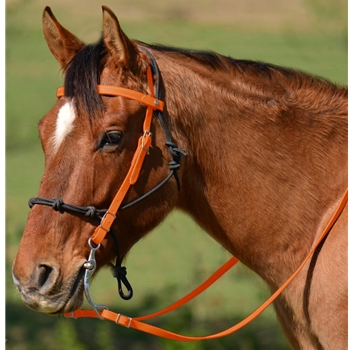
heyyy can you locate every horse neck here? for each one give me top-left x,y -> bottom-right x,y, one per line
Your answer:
155,50 -> 348,287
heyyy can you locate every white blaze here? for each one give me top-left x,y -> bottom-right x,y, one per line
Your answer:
53,101 -> 76,152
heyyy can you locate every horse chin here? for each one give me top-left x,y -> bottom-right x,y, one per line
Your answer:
15,266 -> 85,315
49,269 -> 86,315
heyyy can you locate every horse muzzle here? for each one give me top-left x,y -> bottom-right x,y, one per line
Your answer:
12,260 -> 85,314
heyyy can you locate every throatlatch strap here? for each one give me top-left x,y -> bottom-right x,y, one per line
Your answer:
65,189 -> 347,341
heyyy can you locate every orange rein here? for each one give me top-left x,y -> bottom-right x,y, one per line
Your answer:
57,64 -> 348,341
64,189 -> 347,341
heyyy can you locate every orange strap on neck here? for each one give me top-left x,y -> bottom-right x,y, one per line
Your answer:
66,189 -> 347,341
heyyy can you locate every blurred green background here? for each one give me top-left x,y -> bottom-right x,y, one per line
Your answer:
6,0 -> 347,349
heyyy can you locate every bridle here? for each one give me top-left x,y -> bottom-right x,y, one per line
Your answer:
29,48 -> 187,302
27,48 -> 348,341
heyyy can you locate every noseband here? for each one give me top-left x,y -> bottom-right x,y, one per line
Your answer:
28,49 -> 187,304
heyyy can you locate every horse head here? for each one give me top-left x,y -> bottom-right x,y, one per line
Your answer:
12,6 -> 183,314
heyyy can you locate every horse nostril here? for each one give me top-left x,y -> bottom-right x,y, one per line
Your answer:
37,265 -> 53,289
34,264 -> 59,293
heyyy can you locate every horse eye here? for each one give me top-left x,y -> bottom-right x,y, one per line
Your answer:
100,131 -> 123,148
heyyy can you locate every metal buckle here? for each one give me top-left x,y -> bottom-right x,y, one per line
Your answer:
101,210 -> 116,221
141,130 -> 152,153
98,210 -> 117,234
115,314 -> 133,328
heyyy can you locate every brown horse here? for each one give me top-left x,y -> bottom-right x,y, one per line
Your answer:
12,6 -> 347,349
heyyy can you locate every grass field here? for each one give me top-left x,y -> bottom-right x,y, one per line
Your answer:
6,0 -> 347,349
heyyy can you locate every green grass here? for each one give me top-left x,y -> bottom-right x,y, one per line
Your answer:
6,1 -> 347,349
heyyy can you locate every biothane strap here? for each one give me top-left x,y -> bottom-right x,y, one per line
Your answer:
65,188 -> 348,341
66,256 -> 239,322
56,66 -> 163,246
56,86 -> 164,111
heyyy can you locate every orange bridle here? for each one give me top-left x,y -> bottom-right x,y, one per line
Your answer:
56,65 -> 164,247
29,49 -> 188,301
32,49 -> 348,341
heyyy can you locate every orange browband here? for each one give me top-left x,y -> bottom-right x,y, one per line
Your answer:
56,85 -> 164,111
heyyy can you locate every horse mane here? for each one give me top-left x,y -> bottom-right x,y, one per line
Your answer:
64,39 -> 107,117
63,39 -> 346,118
142,42 -> 346,92
141,42 -> 292,76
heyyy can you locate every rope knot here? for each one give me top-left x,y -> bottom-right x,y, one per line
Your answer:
52,198 -> 64,211
112,266 -> 127,279
165,141 -> 187,191
85,206 -> 97,217
168,160 -> 181,171
28,198 -> 35,209
111,265 -> 133,300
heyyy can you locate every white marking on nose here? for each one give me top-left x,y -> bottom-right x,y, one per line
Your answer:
53,101 -> 76,152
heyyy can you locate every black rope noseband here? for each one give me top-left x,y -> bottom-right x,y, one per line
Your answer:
28,48 -> 187,301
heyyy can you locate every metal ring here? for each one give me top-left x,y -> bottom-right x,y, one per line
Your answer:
88,237 -> 101,250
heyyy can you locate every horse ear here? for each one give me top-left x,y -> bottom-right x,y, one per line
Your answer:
42,6 -> 85,69
102,6 -> 139,68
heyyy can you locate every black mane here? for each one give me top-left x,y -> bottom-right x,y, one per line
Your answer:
64,39 -> 107,117
63,39 -> 340,117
